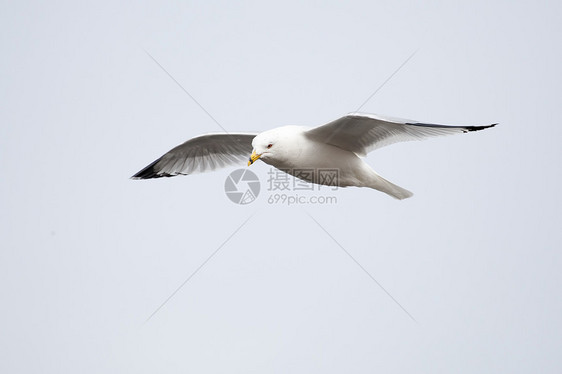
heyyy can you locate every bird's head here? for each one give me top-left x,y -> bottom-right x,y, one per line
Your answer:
248,126 -> 302,166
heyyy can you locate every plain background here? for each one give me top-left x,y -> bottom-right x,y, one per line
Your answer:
1,1 -> 561,373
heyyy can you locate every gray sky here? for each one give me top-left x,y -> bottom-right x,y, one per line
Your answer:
1,1 -> 561,373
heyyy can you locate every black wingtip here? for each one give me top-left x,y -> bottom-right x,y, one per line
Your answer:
464,123 -> 498,132
131,157 -> 166,180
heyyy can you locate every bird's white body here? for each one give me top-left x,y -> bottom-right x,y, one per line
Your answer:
252,125 -> 413,199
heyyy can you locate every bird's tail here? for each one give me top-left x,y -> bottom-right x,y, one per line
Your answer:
367,172 -> 413,200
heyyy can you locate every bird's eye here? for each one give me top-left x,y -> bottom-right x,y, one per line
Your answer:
267,144 -> 273,149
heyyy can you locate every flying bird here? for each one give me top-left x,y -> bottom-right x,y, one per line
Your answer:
132,113 -> 496,199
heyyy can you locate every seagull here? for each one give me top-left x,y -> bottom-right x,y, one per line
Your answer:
132,113 -> 496,199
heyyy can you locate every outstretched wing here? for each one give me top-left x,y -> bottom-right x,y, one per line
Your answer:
131,133 -> 257,179
305,113 -> 496,156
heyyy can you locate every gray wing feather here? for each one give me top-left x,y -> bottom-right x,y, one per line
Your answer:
305,113 -> 496,156
132,133 -> 257,179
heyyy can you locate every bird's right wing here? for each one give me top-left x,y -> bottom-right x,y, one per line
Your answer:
305,113 -> 496,156
131,133 -> 257,179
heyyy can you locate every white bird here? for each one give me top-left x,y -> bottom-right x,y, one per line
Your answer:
132,113 -> 496,199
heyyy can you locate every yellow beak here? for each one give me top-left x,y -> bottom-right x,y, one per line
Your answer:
248,150 -> 261,166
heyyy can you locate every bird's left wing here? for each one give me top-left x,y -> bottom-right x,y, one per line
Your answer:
305,113 -> 496,156
131,133 -> 257,179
